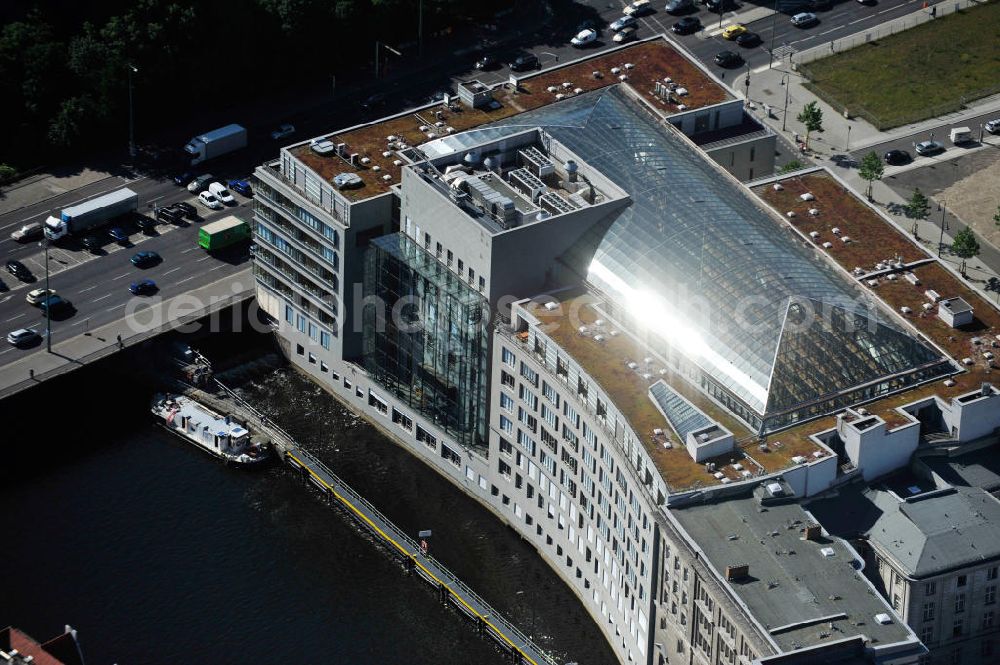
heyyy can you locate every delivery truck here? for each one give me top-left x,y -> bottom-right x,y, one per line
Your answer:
198,216 -> 250,251
44,187 -> 139,241
184,124 -> 247,166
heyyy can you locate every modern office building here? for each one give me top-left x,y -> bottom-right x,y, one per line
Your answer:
251,37 -> 1000,665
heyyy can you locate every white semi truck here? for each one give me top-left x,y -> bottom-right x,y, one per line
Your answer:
184,124 -> 248,166
44,187 -> 139,241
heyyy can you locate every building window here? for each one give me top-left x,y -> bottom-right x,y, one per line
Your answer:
984,610 -> 995,630
285,304 -> 293,323
499,438 -> 513,456
920,626 -> 933,646
499,415 -> 513,435
391,408 -> 413,432
953,618 -> 964,637
986,585 -> 997,606
502,347 -> 516,367
893,593 -> 901,611
320,331 -> 331,349
296,344 -> 304,356
958,575 -> 968,588
749,146 -> 756,162
368,391 -> 388,415
416,425 -> 437,448
926,582 -> 937,596
500,392 -> 514,412
923,602 -> 935,622
988,567 -> 998,582
320,361 -> 328,373
501,370 -> 515,388
478,276 -> 485,291
440,444 -> 460,467
446,249 -> 453,266
499,460 -> 512,478
308,352 -> 316,364
956,593 -> 966,614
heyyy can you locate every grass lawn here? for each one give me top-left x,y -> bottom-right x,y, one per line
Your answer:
803,0 -> 1000,128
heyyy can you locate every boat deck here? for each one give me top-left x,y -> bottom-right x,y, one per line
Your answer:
157,395 -> 248,440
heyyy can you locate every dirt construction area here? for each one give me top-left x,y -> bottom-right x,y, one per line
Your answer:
887,147 -> 1000,255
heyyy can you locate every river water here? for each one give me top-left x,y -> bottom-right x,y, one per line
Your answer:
0,333 -> 614,665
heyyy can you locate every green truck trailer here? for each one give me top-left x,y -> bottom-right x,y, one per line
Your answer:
198,216 -> 250,251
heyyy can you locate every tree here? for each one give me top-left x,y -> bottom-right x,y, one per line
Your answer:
779,159 -> 805,174
951,227 -> 981,277
904,188 -> 930,236
858,151 -> 884,201
796,101 -> 823,149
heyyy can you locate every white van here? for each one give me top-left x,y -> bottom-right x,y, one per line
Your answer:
949,127 -> 974,144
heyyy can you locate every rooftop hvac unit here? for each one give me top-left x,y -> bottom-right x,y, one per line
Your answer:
594,318 -> 604,326
675,87 -> 688,96
465,175 -> 515,226
310,139 -> 336,155
335,142 -> 346,155
539,191 -> 576,216
593,334 -> 605,342
519,146 -> 555,177
800,192 -> 815,201
544,301 -> 559,311
360,156 -> 371,165
332,172 -> 363,190
508,167 -> 547,203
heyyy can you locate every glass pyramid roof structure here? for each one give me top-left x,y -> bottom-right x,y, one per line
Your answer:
424,86 -> 950,426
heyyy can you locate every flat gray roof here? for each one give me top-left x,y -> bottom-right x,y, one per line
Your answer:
673,484 -> 914,652
866,485 -> 1000,578
923,443 -> 1000,494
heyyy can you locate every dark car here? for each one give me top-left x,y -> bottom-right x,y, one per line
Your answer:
884,149 -> 912,165
360,93 -> 386,112
173,171 -> 196,187
173,201 -> 197,219
228,179 -> 253,197
38,294 -> 72,316
735,31 -> 761,47
714,50 -> 743,67
705,0 -> 738,11
135,215 -> 157,234
157,206 -> 184,224
108,226 -> 129,244
5,260 -> 32,281
130,250 -> 161,268
672,16 -> 702,34
475,54 -> 498,70
576,19 -> 600,33
129,279 -> 158,296
81,235 -> 102,252
509,54 -> 540,71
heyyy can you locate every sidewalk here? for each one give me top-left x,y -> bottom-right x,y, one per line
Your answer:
0,168 -> 125,216
746,65 -> 1000,308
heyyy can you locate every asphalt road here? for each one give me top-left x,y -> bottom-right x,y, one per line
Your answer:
849,109 -> 1000,168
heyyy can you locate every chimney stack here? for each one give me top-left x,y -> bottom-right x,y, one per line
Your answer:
804,524 -> 822,541
725,563 -> 749,581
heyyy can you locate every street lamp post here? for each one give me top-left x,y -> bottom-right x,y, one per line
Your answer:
781,74 -> 791,132
768,0 -> 779,69
938,201 -> 947,257
845,124 -> 852,152
127,64 -> 138,159
744,66 -> 751,107
40,239 -> 51,352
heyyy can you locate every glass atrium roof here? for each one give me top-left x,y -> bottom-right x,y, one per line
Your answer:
429,87 -> 947,421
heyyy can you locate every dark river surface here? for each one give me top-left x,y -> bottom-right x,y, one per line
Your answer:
0,332 -> 615,664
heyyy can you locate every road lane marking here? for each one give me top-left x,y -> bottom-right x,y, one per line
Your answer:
164,267 -> 182,276
78,284 -> 99,293
93,293 -> 113,302
181,247 -> 197,254
5,313 -> 26,323
209,264 -> 226,271
176,275 -> 200,285
112,272 -> 131,280
196,256 -> 211,262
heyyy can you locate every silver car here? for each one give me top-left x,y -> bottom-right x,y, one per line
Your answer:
915,140 -> 945,156
7,328 -> 40,347
10,222 -> 43,242
791,12 -> 819,26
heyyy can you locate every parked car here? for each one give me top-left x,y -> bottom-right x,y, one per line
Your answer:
722,23 -> 747,40
208,182 -> 236,205
985,119 -> 1000,135
135,214 -> 157,233
198,191 -> 223,210
791,12 -> 819,27
26,288 -> 56,305
187,174 -> 215,193
129,279 -> 158,295
6,328 -> 40,347
623,0 -> 653,15
884,149 -> 912,165
173,201 -> 197,219
508,54 -> 540,71
6,260 -> 32,281
614,25 -> 639,43
915,140 -> 945,156
735,31 -> 761,47
666,0 -> 694,13
714,50 -> 743,67
672,16 -> 701,33
173,171 -> 196,187
130,250 -> 161,268
609,16 -> 638,32
705,0 -> 738,11
571,29 -> 598,47
10,222 -> 43,242
474,54 -> 498,70
228,179 -> 253,197
157,206 -> 184,224
108,226 -> 129,244
81,235 -> 102,252
270,124 -> 295,141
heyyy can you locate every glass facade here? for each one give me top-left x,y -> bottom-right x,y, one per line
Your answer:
362,233 -> 489,449
433,87 -> 950,432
